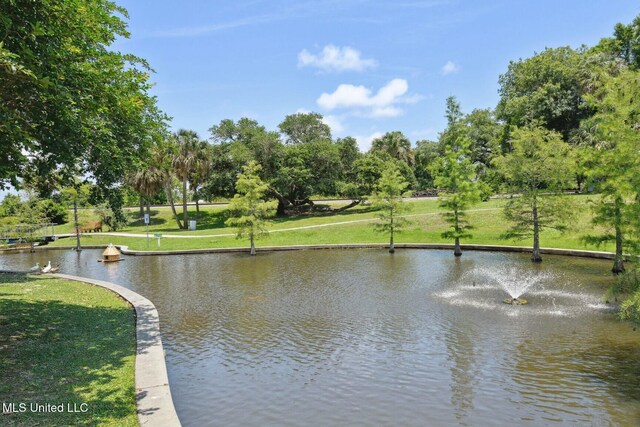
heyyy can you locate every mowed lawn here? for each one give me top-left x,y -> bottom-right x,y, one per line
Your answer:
0,274 -> 137,427
48,195 -> 615,253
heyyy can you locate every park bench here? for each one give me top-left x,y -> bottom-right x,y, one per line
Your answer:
75,221 -> 103,233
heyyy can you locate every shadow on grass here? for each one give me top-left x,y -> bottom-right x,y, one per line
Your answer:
271,204 -> 379,225
0,275 -> 137,426
125,209 -> 227,233
126,209 -> 167,228
122,204 -> 380,233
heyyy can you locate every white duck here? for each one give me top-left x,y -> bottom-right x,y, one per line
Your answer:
41,261 -> 52,274
29,262 -> 40,272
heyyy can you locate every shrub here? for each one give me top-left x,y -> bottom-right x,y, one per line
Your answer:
608,269 -> 640,323
619,290 -> 640,322
94,204 -> 127,231
38,199 -> 68,224
0,194 -> 22,217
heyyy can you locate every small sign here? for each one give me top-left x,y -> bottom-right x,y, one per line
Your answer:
144,214 -> 150,224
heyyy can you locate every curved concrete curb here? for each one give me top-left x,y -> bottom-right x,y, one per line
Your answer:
35,242 -> 625,261
52,274 -> 181,427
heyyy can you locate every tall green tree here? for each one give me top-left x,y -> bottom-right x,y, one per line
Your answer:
225,161 -> 278,255
493,125 -> 575,262
335,153 -> 386,209
370,131 -> 415,165
0,0 -> 167,191
61,183 -> 86,251
413,140 -> 441,189
147,138 -> 183,229
17,191 -> 47,252
463,108 -> 503,192
0,194 -> 21,218
187,142 -> 212,217
335,136 -> 362,180
127,166 -> 164,217
209,117 -> 282,181
497,47 -> 591,141
278,112 -> 331,145
432,97 -> 483,256
371,164 -> 412,254
581,69 -> 640,273
171,129 -> 207,229
270,140 -> 342,214
592,15 -> 640,69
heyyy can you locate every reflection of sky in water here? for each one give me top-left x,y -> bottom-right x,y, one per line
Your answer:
1,249 -> 638,427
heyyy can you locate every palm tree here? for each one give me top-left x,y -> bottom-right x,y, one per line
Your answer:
370,131 -> 415,165
187,141 -> 212,218
150,139 -> 183,229
172,129 -> 207,229
128,166 -> 164,218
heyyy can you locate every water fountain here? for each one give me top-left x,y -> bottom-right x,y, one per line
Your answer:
436,264 -> 613,320
436,266 -> 558,310
503,296 -> 528,305
485,266 -> 554,304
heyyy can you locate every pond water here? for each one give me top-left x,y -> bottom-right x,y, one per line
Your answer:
1,249 -> 639,426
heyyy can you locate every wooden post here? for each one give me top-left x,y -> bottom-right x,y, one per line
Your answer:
74,199 -> 81,252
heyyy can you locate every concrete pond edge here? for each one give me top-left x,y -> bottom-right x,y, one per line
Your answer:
32,242 -> 626,261
51,273 -> 181,427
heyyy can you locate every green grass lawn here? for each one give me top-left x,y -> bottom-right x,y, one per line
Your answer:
48,195 -> 615,253
0,274 -> 137,427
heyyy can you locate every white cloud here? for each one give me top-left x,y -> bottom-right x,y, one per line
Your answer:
354,132 -> 384,152
317,84 -> 372,110
369,106 -> 403,118
441,60 -> 460,75
322,115 -> 345,134
317,78 -> 419,118
298,45 -> 377,72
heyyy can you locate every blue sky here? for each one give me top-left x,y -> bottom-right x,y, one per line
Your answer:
113,1 -> 639,151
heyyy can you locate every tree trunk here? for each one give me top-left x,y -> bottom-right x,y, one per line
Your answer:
268,188 -> 288,217
389,231 -> 395,254
250,235 -> 256,256
454,237 -> 462,257
195,197 -> 200,219
531,197 -> 542,263
453,209 -> 462,256
182,178 -> 189,230
139,195 -> 144,216
612,198 -> 625,274
164,181 -> 183,229
146,199 -> 151,217
74,199 -> 81,252
333,199 -> 362,212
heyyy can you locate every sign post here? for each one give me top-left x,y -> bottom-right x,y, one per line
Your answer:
154,233 -> 162,248
144,213 -> 150,248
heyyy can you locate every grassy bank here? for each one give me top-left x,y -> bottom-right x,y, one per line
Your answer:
0,274 -> 137,427
48,195 -> 615,253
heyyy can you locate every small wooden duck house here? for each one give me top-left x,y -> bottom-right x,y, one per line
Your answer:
101,243 -> 122,262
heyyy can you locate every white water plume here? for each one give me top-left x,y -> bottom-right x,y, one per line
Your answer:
467,266 -> 556,299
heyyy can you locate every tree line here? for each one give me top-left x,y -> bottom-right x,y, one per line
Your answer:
1,4 -> 639,297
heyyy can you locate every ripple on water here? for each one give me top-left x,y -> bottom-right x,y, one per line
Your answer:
0,249 -> 636,427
